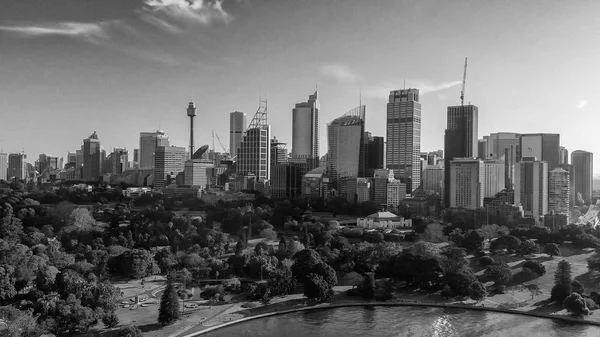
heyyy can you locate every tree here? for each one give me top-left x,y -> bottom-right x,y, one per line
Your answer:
463,230 -> 485,252
303,273 -> 333,302
158,278 -> 181,326
469,281 -> 487,302
291,249 -> 321,283
422,223 -> 446,243
479,256 -> 495,267
551,260 -> 572,303
525,284 -> 542,300
523,260 -> 546,276
572,280 -> 585,295
574,234 -> 600,248
260,228 -> 277,241
69,208 -> 96,228
268,267 -> 294,297
480,224 -> 500,242
563,293 -> 590,317
357,272 -> 375,300
119,326 -> 143,337
520,240 -> 540,255
544,243 -> 561,257
0,306 -> 45,337
102,311 -> 120,328
484,262 -> 512,285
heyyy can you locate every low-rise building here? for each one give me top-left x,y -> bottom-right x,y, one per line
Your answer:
357,211 -> 412,229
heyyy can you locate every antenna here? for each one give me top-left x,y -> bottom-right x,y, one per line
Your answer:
359,87 -> 362,107
460,57 -> 468,106
403,79 -> 406,90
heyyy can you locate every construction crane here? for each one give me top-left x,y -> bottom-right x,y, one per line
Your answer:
214,132 -> 229,155
460,57 -> 468,106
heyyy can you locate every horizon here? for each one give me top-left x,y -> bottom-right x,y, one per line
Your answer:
1,0 -> 599,173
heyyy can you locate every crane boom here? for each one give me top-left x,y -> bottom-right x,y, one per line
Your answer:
214,133 -> 228,154
460,57 -> 467,106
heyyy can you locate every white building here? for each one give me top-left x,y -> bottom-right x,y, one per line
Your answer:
449,158 -> 484,210
357,211 -> 412,229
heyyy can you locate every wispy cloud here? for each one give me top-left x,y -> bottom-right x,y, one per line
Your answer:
0,21 -> 110,43
143,0 -> 233,28
319,63 -> 359,83
363,79 -> 461,99
139,12 -> 184,34
575,100 -> 588,109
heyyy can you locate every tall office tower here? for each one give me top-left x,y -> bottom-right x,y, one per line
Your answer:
372,169 -> 393,208
237,99 -> 271,181
519,133 -> 560,170
559,146 -> 569,165
364,132 -> 384,177
107,148 -> 129,175
571,150 -> 593,204
483,132 -> 520,160
0,153 -> 7,180
270,163 -> 302,200
478,139 -> 488,159
139,130 -> 170,170
422,165 -> 444,196
504,144 -> 519,189
292,91 -> 319,164
82,132 -> 102,181
8,153 -> 27,180
327,105 -> 366,189
483,160 -> 505,198
386,88 -> 421,194
154,146 -> 186,188
514,157 -> 548,222
449,158 -> 484,210
270,138 -> 288,165
230,111 -> 247,159
549,167 -> 570,215
444,104 -> 479,207
75,149 -> 83,168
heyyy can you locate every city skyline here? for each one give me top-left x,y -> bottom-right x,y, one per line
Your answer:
2,1 -> 600,171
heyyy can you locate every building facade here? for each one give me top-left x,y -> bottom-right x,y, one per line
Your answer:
519,133 -> 560,170
0,153 -> 7,181
482,132 -> 520,160
449,158 -> 484,210
291,91 -> 319,161
7,153 -> 27,180
387,180 -> 407,210
237,125 -> 272,181
154,146 -> 186,189
83,132 -> 101,181
483,160 -> 505,198
229,111 -> 247,159
184,159 -> 214,188
327,105 -> 366,189
386,88 -> 421,194
444,104 -> 479,207
559,146 -> 569,165
514,157 -> 548,222
139,130 -> 169,170
422,165 -> 444,196
549,167 -> 570,216
571,150 -> 593,204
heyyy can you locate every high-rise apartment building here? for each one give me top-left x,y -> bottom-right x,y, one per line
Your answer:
230,111 -> 247,159
422,165 -> 444,196
8,153 -> 27,181
0,153 -> 7,181
549,167 -> 570,215
292,91 -> 319,162
154,146 -> 186,189
444,104 -> 479,207
571,150 -> 593,204
449,158 -> 484,210
519,133 -> 560,170
139,130 -> 170,170
82,132 -> 102,181
559,146 -> 569,165
514,157 -> 548,222
483,160 -> 505,198
327,105 -> 366,189
386,88 -> 421,194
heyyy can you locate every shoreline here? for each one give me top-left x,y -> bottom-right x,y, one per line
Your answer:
178,299 -> 600,336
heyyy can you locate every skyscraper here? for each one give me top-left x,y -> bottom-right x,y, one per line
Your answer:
449,158 -> 484,210
549,167 -> 570,215
292,91 -> 319,162
386,88 -> 421,194
229,111 -> 247,159
106,148 -> 129,175
514,157 -> 548,223
154,146 -> 186,188
571,150 -> 593,204
327,105 -> 366,189
364,132 -> 384,177
139,130 -> 170,170
237,99 -> 271,181
477,139 -> 488,159
0,153 -> 7,181
422,165 -> 444,196
559,146 -> 569,165
483,160 -> 505,198
483,132 -> 520,160
8,153 -> 27,181
444,104 -> 479,207
83,132 -> 101,181
519,133 -> 560,170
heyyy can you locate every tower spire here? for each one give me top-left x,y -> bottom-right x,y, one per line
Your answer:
461,57 -> 468,106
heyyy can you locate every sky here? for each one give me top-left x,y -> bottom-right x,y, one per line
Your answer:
1,0 -> 600,171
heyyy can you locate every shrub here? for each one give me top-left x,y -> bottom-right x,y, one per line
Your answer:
571,280 -> 585,295
551,283 -> 572,303
563,293 -> 590,316
585,297 -> 599,310
479,256 -> 495,267
544,243 -> 561,257
523,260 -> 546,276
118,326 -> 142,337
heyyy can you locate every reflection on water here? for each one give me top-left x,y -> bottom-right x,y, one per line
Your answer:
208,306 -> 600,337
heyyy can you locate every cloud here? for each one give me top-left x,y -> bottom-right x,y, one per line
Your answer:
139,12 -> 184,34
143,0 -> 233,27
319,63 -> 358,83
575,100 -> 588,109
363,79 -> 461,99
0,21 -> 110,43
